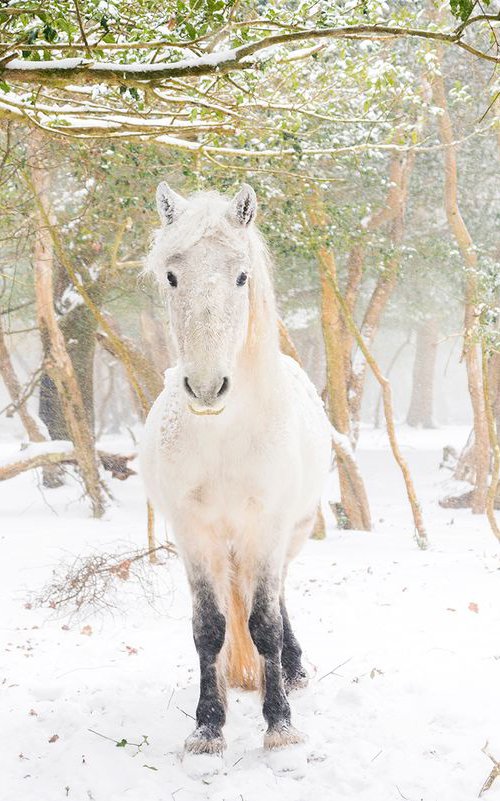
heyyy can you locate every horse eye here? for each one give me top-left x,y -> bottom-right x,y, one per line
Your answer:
236,272 -> 247,287
167,271 -> 177,288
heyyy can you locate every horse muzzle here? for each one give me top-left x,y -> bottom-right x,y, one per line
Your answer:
183,374 -> 229,416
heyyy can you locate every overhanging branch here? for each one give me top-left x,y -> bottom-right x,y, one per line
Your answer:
1,22 -> 498,90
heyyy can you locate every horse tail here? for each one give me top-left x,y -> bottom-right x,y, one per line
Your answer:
226,557 -> 262,691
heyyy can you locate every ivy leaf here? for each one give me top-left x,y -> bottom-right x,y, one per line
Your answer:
26,28 -> 39,45
116,738 -> 128,748
448,0 -> 489,22
43,24 -> 58,43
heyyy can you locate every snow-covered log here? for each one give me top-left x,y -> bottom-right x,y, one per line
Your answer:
0,441 -> 136,483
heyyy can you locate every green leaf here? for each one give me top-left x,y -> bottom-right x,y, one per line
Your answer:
116,739 -> 127,748
26,28 -> 39,45
43,24 -> 58,43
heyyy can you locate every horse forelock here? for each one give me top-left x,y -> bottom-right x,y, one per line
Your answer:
145,189 -> 278,358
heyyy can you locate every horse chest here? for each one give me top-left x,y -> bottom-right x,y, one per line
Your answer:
161,409 -> 297,522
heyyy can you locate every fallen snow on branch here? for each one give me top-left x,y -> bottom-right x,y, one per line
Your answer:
5,48 -> 242,74
0,440 -> 74,466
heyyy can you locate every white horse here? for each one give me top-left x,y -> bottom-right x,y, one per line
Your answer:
140,182 -> 331,754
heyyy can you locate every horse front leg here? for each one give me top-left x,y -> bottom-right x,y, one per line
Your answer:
249,572 -> 305,749
185,570 -> 227,755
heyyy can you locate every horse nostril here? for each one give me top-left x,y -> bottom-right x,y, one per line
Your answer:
218,377 -> 229,397
184,377 -> 197,398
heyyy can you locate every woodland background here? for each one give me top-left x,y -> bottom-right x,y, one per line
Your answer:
0,0 -> 499,552
1,2 -> 500,799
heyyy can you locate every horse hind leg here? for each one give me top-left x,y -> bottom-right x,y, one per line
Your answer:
280,596 -> 308,693
184,567 -> 228,755
279,512 -> 316,692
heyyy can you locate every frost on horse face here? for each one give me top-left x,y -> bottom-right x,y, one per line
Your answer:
140,182 -> 332,754
147,184 -> 258,415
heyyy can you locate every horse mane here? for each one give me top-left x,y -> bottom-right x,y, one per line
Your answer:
145,190 -> 279,358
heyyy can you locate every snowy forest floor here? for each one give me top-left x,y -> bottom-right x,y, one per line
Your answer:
1,425 -> 500,801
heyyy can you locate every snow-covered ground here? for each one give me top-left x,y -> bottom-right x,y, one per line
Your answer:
1,425 -> 500,801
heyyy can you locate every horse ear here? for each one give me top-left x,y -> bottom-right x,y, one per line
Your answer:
228,184 -> 257,227
156,181 -> 187,225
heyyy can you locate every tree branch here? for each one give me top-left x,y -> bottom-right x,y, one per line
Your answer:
1,22 -> 499,90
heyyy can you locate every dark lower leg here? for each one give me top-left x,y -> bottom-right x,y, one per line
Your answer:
186,575 -> 226,753
280,597 -> 308,691
249,578 -> 294,742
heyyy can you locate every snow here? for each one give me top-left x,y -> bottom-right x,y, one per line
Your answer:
351,346 -> 366,376
0,439 -> 73,468
5,49 -> 242,76
1,425 -> 500,800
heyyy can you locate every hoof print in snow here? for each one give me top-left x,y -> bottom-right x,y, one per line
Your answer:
265,741 -> 307,778
182,748 -> 224,780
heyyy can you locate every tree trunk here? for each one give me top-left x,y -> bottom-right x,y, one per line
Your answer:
0,315 -> 46,442
431,61 -> 489,514
39,303 -> 98,440
0,312 -> 64,487
318,247 -> 372,531
348,150 -> 416,441
407,319 -> 439,428
322,262 -> 428,549
28,131 -> 105,518
96,316 -> 164,414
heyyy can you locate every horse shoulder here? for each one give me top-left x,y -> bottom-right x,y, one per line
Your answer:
280,354 -> 328,421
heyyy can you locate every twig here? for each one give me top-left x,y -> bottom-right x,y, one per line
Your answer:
33,543 -> 176,614
176,706 -> 195,721
73,0 -> 92,59
479,741 -> 500,796
318,657 -> 353,682
88,728 -> 149,751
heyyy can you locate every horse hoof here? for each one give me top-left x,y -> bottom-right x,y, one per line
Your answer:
184,726 -> 226,755
264,724 -> 306,750
284,669 -> 309,693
